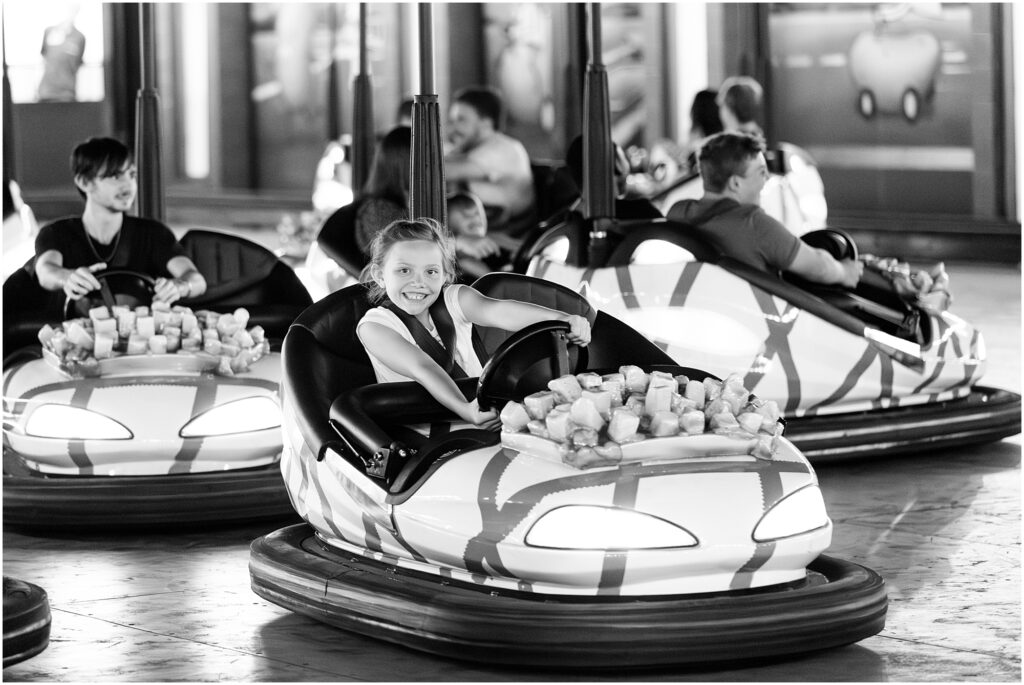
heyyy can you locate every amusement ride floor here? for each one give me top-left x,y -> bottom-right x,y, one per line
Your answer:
2,263 -> 1020,682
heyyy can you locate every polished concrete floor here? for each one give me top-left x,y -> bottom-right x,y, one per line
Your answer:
3,263 -> 1020,682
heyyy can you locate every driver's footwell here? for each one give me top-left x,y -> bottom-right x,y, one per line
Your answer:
1,264 -> 1018,681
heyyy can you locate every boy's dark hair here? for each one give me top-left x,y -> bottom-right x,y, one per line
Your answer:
71,137 -> 133,199
717,76 -> 763,125
452,86 -> 504,130
697,132 -> 765,193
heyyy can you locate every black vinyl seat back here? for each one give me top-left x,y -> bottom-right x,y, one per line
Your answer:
285,273 -> 676,485
178,229 -> 311,342
471,272 -> 674,371
282,282 -> 378,463
2,260 -> 64,366
316,199 -> 367,278
604,218 -> 722,267
530,161 -> 578,223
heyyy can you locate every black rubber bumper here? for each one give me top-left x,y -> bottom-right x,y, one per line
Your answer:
786,386 -> 1021,462
2,453 -> 298,531
3,577 -> 51,668
249,524 -> 888,670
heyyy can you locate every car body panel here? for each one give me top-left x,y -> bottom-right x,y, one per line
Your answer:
281,394 -> 832,596
529,259 -> 983,418
3,353 -> 282,476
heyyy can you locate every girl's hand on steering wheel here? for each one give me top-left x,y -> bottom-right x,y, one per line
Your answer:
465,399 -> 500,430
565,314 -> 591,347
63,262 -> 106,300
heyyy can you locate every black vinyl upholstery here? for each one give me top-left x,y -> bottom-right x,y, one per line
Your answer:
2,261 -> 64,366
283,273 -> 677,486
315,200 -> 366,278
179,229 -> 311,342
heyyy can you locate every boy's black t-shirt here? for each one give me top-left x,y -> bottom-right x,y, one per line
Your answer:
34,216 -> 187,277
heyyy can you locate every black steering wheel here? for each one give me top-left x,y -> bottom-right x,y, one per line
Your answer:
64,269 -> 156,319
476,320 -> 589,412
800,228 -> 858,261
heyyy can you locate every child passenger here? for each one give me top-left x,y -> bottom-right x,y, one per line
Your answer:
356,218 -> 590,430
446,190 -> 512,279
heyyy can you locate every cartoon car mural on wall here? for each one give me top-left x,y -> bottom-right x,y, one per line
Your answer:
848,7 -> 942,122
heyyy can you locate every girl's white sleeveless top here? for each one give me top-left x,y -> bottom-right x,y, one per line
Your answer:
356,284 -> 484,383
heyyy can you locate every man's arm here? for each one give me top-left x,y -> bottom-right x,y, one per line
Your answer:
444,154 -> 494,183
786,243 -> 863,288
34,249 -> 105,299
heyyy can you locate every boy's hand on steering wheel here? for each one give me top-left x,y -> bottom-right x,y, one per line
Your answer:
63,262 -> 106,300
565,314 -> 591,347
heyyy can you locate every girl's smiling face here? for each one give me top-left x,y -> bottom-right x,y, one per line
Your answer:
374,240 -> 446,320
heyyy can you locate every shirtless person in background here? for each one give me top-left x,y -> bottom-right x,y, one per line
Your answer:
444,86 -> 535,243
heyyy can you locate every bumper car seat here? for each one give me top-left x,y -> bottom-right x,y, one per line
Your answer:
316,199 -> 367,279
179,229 -> 312,343
2,260 -> 64,367
282,272 -> 675,477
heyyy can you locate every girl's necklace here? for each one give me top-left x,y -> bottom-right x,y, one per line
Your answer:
85,227 -> 122,263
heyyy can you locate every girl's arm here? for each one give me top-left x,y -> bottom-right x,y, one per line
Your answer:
457,286 -> 592,346
357,321 -> 498,428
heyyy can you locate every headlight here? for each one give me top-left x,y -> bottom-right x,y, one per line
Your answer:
24,405 -> 132,440
753,485 -> 830,542
180,396 -> 280,437
526,505 -> 698,550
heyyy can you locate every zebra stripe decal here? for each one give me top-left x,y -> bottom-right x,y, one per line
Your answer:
536,258 -> 983,416
746,288 -> 802,412
456,448 -> 812,594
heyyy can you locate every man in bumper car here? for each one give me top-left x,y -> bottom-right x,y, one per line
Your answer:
32,136 -> 206,305
668,132 -> 863,288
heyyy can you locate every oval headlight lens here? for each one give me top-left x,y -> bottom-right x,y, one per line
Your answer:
753,485 -> 830,542
24,404 -> 132,440
526,505 -> 698,550
180,396 -> 280,437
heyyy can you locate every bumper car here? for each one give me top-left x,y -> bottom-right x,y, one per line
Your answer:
520,220 -> 1021,461
2,230 -> 312,530
249,272 -> 887,668
2,577 -> 51,668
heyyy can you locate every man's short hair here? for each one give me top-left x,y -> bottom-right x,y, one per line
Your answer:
697,132 -> 765,193
452,86 -> 504,130
72,137 -> 132,183
71,137 -> 132,198
717,76 -> 763,125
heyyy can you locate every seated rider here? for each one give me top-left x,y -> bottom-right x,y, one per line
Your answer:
444,86 -> 535,242
667,132 -> 863,288
33,136 -> 206,304
447,191 -> 512,280
356,218 -> 590,429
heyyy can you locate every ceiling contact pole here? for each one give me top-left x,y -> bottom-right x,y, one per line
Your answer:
408,3 -> 446,226
134,3 -> 163,221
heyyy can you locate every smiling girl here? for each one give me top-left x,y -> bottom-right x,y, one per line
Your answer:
357,218 -> 590,429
